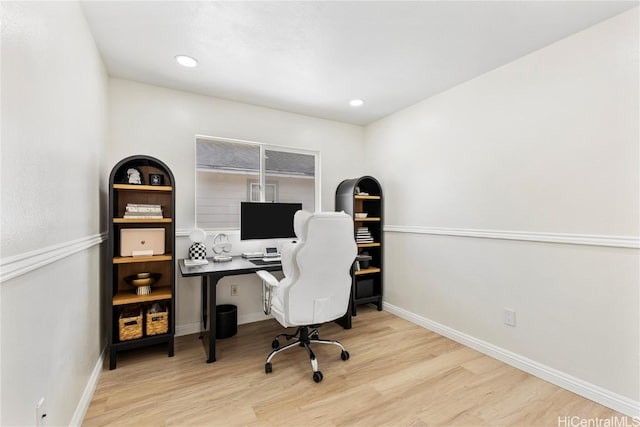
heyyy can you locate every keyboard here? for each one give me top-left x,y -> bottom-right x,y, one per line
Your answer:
262,257 -> 281,262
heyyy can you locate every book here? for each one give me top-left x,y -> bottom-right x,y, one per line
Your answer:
126,207 -> 162,213
126,203 -> 162,213
356,227 -> 373,241
126,203 -> 162,207
123,214 -> 164,219
124,202 -> 163,218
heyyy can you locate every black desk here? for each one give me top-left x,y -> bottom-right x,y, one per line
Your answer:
179,257 -> 281,363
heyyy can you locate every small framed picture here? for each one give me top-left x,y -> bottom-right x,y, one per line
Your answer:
126,167 -> 143,184
149,174 -> 164,186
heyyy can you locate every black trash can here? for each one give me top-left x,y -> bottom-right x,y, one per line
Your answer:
216,304 -> 237,339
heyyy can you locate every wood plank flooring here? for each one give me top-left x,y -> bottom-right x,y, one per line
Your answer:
84,307 -> 628,426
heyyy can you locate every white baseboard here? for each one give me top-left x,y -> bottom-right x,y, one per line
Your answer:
176,322 -> 201,337
240,311 -> 273,325
70,347 -> 105,426
175,312 -> 272,337
383,302 -> 640,418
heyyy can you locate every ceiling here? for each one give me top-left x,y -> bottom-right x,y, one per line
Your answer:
80,1 -> 638,125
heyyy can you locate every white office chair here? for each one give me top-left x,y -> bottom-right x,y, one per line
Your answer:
256,211 -> 357,382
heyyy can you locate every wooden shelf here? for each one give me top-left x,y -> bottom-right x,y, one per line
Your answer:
354,295 -> 381,305
355,267 -> 381,276
113,254 -> 173,264
113,333 -> 172,348
355,195 -> 381,200
113,218 -> 172,223
113,184 -> 172,192
357,242 -> 381,248
113,286 -> 172,306
355,217 -> 381,222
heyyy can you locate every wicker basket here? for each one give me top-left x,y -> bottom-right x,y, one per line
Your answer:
119,306 -> 143,341
146,304 -> 169,336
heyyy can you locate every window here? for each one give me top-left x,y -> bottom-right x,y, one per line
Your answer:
248,182 -> 276,202
196,137 -> 318,230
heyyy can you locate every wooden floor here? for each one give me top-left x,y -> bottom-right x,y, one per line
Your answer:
84,307 -> 627,426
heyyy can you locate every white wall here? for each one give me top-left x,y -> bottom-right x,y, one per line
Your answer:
107,78 -> 366,334
0,2 -> 108,425
365,8 -> 639,413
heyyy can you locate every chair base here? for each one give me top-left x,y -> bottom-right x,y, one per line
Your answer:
265,325 -> 350,382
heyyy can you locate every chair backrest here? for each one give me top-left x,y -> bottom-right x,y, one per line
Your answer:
279,211 -> 357,325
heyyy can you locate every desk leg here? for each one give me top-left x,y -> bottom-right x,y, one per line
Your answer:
336,300 -> 353,329
201,276 -> 208,330
201,274 -> 220,363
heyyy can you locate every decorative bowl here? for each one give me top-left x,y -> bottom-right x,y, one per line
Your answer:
355,213 -> 368,219
124,272 -> 161,295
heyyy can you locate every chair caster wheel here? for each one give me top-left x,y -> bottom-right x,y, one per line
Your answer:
341,350 -> 350,361
272,339 -> 279,349
265,363 -> 272,374
313,371 -> 323,383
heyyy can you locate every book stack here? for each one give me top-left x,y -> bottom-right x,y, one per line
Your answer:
356,226 -> 374,244
124,203 -> 163,219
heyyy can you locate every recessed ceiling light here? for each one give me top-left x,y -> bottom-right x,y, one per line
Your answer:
175,55 -> 198,68
349,99 -> 365,107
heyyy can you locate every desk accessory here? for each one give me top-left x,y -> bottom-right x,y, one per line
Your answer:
242,251 -> 263,259
188,229 -> 207,260
120,228 -> 165,257
356,253 -> 372,269
213,233 -> 232,256
149,173 -> 164,186
213,255 -> 232,262
125,167 -> 143,184
184,259 -> 208,267
263,246 -> 279,257
124,272 -> 161,295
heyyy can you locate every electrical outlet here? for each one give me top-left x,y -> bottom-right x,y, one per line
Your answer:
230,285 -> 238,296
36,397 -> 46,426
503,309 -> 516,327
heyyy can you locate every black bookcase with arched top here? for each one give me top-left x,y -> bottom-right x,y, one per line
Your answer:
336,176 -> 383,328
107,155 -> 175,369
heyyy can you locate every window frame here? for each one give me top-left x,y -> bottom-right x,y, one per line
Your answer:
195,135 -> 321,231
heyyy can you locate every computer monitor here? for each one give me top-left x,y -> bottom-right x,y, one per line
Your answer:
240,202 -> 303,240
